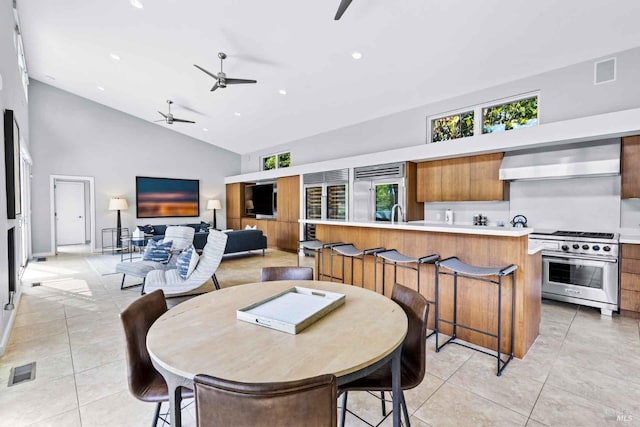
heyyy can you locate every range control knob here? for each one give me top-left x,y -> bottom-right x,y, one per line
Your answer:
561,245 -> 569,251
572,244 -> 580,250
582,244 -> 590,250
592,245 -> 600,251
603,246 -> 611,252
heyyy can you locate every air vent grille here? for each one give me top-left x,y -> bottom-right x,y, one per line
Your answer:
303,169 -> 348,184
354,163 -> 405,180
594,58 -> 616,85
8,362 -> 36,386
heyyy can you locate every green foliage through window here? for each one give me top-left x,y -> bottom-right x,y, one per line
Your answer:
263,155 -> 276,170
483,97 -> 538,134
278,152 -> 291,168
431,111 -> 474,142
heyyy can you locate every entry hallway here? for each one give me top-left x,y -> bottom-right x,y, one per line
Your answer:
1,250 -> 639,426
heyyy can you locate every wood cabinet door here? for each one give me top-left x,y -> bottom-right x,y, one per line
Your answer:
622,136 -> 640,199
416,161 -> 442,202
441,157 -> 470,201
277,175 -> 300,223
226,218 -> 241,231
469,153 -> 506,201
277,221 -> 299,252
226,183 -> 242,219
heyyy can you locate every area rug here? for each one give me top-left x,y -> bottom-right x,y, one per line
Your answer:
85,253 -> 122,275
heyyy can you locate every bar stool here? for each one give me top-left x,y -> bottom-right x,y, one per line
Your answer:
373,249 -> 439,338
434,256 -> 517,376
297,239 -> 344,280
329,244 -> 385,287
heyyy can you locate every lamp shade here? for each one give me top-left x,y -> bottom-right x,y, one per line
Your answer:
245,200 -> 254,210
108,197 -> 128,211
207,199 -> 222,210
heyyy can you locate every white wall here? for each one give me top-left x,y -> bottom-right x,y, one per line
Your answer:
0,0 -> 30,354
29,80 -> 240,255
241,46 -> 640,173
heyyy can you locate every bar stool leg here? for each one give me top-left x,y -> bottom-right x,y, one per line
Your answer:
453,272 -> 458,340
350,256 -> 355,285
341,254 -> 346,284
511,271 -> 515,359
329,248 -> 334,282
361,256 -> 365,288
435,263 -> 440,351
381,260 -> 386,295
497,276 -> 502,376
373,255 -> 378,293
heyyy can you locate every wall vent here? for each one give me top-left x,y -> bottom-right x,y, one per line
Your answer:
303,169 -> 348,185
354,162 -> 405,180
594,58 -> 616,85
8,362 -> 36,386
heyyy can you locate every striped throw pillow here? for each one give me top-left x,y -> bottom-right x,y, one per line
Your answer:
142,240 -> 172,264
176,246 -> 199,279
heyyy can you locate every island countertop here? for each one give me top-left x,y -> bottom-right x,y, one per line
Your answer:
299,219 -> 533,237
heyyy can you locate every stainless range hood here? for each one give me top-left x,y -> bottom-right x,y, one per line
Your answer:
499,138 -> 620,181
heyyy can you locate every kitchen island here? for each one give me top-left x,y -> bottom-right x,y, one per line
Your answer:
300,219 -> 541,358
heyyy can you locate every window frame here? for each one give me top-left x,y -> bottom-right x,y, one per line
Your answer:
261,151 -> 292,171
426,91 -> 540,143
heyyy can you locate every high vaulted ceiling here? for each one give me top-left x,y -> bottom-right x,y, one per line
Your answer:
18,0 -> 640,154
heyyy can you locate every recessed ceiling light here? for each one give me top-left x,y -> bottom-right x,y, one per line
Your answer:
351,51 -> 363,60
130,0 -> 144,9
203,128 -> 209,132
234,112 -> 241,116
278,89 -> 287,95
110,53 -> 121,61
44,74 -> 56,80
97,86 -> 105,91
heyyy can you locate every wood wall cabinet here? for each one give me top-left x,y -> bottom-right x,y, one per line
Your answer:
275,175 -> 300,252
621,136 -> 640,199
225,183 -> 244,229
620,244 -> 640,318
416,153 -> 508,202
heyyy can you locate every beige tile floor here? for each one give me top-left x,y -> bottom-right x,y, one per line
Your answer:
1,249 -> 640,426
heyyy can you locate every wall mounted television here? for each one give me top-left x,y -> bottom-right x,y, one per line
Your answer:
136,176 -> 199,218
246,183 -> 277,219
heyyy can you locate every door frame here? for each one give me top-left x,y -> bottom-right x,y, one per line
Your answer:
50,175 -> 96,254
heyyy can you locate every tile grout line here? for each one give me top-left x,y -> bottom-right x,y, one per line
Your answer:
524,306 -> 578,426
64,303 -> 84,426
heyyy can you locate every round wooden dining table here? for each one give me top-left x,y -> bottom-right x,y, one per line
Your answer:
147,280 -> 408,427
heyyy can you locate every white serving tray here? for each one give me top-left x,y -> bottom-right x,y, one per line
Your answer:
237,286 -> 345,334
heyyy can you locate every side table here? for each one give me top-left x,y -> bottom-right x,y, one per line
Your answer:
102,227 -> 130,255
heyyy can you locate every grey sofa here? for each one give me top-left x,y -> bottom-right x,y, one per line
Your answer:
148,225 -> 267,255
222,229 -> 268,255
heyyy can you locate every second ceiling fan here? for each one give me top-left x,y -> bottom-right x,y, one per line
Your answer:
194,52 -> 257,92
334,0 -> 353,20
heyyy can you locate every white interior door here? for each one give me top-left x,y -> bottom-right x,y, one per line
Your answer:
55,181 -> 86,246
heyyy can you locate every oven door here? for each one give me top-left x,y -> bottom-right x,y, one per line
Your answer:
542,253 -> 618,305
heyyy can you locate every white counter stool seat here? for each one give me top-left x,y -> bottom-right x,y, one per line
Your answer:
435,256 -> 517,376
330,244 -> 386,287
298,239 -> 344,280
374,249 -> 439,339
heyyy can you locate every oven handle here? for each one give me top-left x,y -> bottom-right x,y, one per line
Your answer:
542,252 -> 618,263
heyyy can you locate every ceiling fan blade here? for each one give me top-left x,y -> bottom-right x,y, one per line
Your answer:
334,0 -> 353,20
158,111 -> 168,118
225,78 -> 257,85
194,64 -> 219,80
153,119 -> 166,123
210,82 -> 220,92
172,118 -> 196,124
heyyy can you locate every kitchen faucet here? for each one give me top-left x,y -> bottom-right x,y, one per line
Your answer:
391,204 -> 404,224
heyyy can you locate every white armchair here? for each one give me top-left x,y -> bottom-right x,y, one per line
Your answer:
116,226 -> 196,292
142,230 -> 228,296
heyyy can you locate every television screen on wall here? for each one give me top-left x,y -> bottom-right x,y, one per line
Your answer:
136,176 -> 199,218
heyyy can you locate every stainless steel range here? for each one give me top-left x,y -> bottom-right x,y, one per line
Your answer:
529,230 -> 619,316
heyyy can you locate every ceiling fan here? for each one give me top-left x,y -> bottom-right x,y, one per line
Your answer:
194,52 -> 257,92
155,100 -> 195,124
334,0 -> 353,20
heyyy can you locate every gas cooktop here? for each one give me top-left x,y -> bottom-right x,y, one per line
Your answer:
530,229 -> 619,257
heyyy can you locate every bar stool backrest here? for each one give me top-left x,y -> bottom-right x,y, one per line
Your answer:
391,283 -> 429,388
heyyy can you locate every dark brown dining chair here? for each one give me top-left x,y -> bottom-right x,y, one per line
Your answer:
339,283 -> 429,427
120,289 -> 194,426
260,266 -> 314,282
194,373 -> 337,427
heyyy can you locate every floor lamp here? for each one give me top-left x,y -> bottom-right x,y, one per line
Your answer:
207,199 -> 222,230
109,197 -> 128,249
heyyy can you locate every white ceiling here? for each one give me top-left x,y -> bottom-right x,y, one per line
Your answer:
18,0 -> 640,155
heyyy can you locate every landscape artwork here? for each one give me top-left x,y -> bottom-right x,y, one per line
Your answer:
136,176 -> 199,218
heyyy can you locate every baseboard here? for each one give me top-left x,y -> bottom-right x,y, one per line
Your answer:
0,291 -> 21,357
32,252 -> 55,258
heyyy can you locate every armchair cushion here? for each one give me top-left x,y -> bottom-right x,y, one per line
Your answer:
177,246 -> 199,279
142,240 -> 172,263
